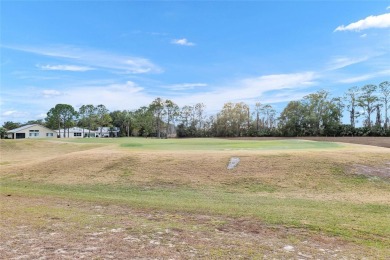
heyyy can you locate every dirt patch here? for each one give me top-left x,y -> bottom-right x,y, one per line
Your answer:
350,163 -> 390,180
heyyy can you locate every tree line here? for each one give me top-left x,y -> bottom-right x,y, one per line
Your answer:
1,81 -> 389,138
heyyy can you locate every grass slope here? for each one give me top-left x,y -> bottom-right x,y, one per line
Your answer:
1,138 -> 389,258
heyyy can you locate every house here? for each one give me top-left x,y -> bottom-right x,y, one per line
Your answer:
56,127 -> 98,138
55,127 -> 120,138
96,127 -> 120,137
6,124 -> 57,139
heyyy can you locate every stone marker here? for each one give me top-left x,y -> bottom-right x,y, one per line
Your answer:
227,157 -> 240,170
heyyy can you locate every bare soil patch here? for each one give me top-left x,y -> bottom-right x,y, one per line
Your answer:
350,163 -> 390,180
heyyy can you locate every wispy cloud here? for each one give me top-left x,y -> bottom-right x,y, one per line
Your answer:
171,38 -> 195,46
42,81 -> 149,110
174,72 -> 318,111
334,13 -> 390,32
338,69 -> 390,84
5,45 -> 162,74
37,64 -> 94,72
326,56 -> 370,70
360,33 -> 367,38
41,89 -> 64,98
1,110 -> 27,118
165,83 -> 207,91
0,71 -> 319,123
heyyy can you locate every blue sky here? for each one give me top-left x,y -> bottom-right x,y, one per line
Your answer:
1,1 -> 389,124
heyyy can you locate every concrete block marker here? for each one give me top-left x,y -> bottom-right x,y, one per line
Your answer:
227,157 -> 240,170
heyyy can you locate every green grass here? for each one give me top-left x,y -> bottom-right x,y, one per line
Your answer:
54,137 -> 343,151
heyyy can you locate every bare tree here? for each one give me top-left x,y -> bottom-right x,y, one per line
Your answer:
379,81 -> 390,129
344,86 -> 359,128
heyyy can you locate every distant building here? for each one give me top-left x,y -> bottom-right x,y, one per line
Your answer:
56,127 -> 120,138
96,127 -> 120,138
56,127 -> 98,138
6,124 -> 57,139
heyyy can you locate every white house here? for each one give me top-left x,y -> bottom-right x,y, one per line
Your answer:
56,127 -> 98,138
55,127 -> 120,138
7,124 -> 57,139
96,127 -> 120,137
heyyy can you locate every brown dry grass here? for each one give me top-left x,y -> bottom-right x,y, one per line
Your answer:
0,139 -> 103,166
1,138 -> 390,259
1,142 -> 389,204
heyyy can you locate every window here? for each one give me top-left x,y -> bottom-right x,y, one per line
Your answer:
29,130 -> 39,137
74,132 -> 82,137
46,133 -> 54,137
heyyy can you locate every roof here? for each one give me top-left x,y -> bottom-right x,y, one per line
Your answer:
7,124 -> 56,133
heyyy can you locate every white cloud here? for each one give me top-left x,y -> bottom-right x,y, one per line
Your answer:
335,13 -> 390,32
171,38 -> 195,46
173,72 -> 318,111
165,83 -> 207,91
40,81 -> 150,111
1,110 -> 27,118
360,33 -> 367,38
2,110 -> 18,116
338,69 -> 390,84
1,71 -> 318,123
387,6 -> 390,10
5,45 -> 162,74
35,113 -> 47,119
326,56 -> 369,70
37,64 -> 94,71
41,89 -> 63,98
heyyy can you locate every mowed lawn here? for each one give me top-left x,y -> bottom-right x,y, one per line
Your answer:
1,138 -> 389,259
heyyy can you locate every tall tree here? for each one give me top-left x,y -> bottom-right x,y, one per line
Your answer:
194,103 -> 206,130
302,90 -> 326,135
46,107 -> 61,136
96,104 -> 112,137
111,110 -> 133,137
279,101 -> 305,136
133,106 -> 154,137
254,102 -> 262,132
344,86 -> 359,128
164,99 -> 179,137
379,81 -> 390,129
358,84 -> 378,128
215,102 -> 250,137
262,104 -> 276,129
332,97 -> 345,124
180,105 -> 193,128
46,104 -> 77,138
2,121 -> 21,130
375,104 -> 382,127
79,104 -> 97,137
0,127 -> 6,139
149,98 -> 165,138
